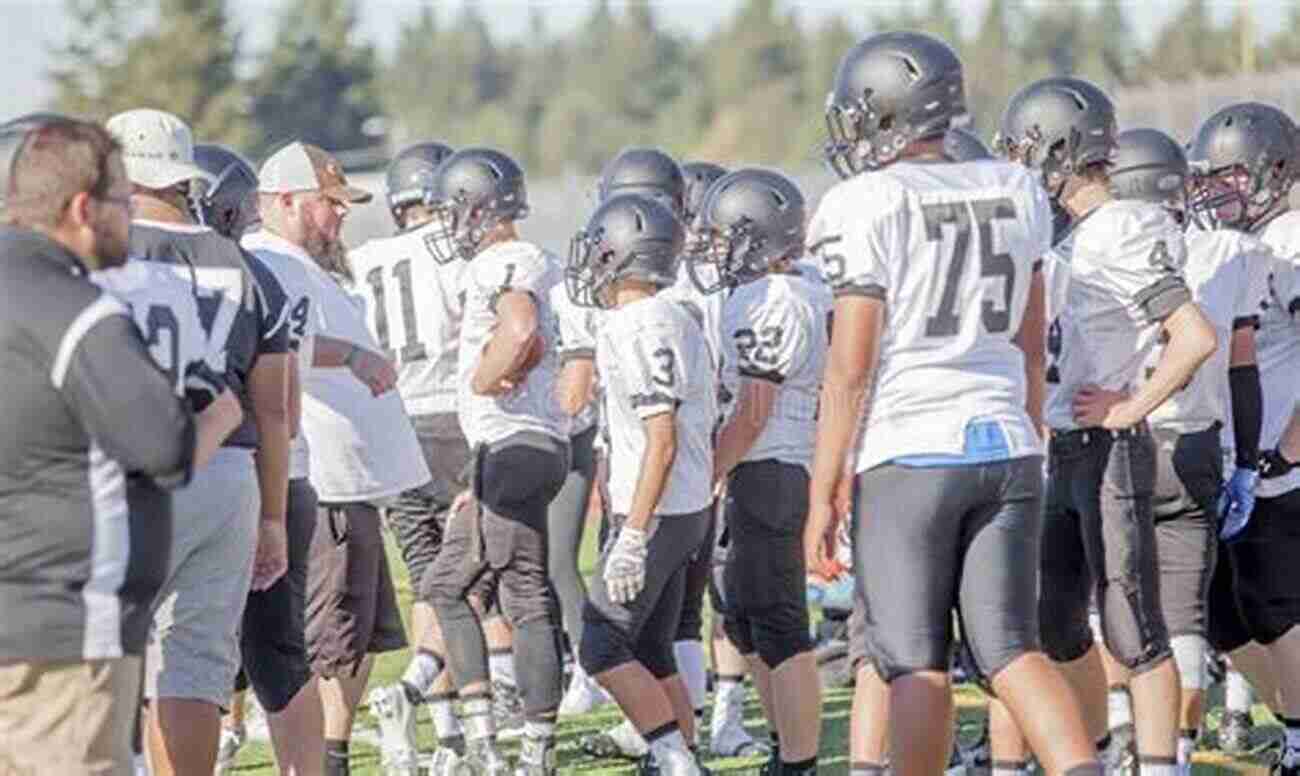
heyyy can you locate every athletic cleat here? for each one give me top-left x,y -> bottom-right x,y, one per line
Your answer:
213,724 -> 245,776
492,682 -> 525,741
945,737 -> 967,776
1100,724 -> 1137,776
426,747 -> 465,776
462,739 -> 511,776
636,753 -> 661,776
558,671 -> 612,717
369,684 -> 421,776
581,718 -> 649,760
708,718 -> 769,758
1219,710 -> 1254,755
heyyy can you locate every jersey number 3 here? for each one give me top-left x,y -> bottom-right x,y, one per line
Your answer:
922,198 -> 1017,338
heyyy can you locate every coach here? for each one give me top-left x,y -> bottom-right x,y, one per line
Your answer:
0,115 -> 239,775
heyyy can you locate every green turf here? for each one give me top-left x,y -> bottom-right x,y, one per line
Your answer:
230,527 -> 1277,774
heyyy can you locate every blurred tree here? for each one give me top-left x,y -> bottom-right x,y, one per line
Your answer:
246,0 -> 382,159
1269,1 -> 1300,65
1148,0 -> 1235,80
50,0 -> 251,147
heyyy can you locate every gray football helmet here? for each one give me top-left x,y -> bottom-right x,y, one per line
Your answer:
1187,102 -> 1298,231
426,147 -> 528,264
687,167 -> 806,295
192,144 -> 259,239
943,127 -> 993,162
823,31 -> 966,178
385,141 -> 454,226
598,147 -> 685,216
1109,128 -> 1188,218
567,193 -> 684,309
682,161 -> 729,224
995,77 -> 1118,198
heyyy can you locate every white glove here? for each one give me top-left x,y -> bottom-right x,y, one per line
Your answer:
604,525 -> 650,605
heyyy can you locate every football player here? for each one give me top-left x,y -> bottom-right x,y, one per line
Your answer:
1187,102 -> 1300,776
349,140 -> 478,776
192,143 -> 261,240
806,33 -> 1101,776
996,77 -> 1217,776
568,193 -> 716,776
417,147 -> 571,776
1110,126 -> 1271,775
691,167 -> 829,776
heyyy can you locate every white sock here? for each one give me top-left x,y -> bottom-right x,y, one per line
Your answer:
649,729 -> 694,772
711,675 -> 745,739
1177,732 -> 1196,766
523,719 -> 555,742
991,762 -> 1027,776
673,640 -> 708,711
1107,685 -> 1133,729
401,650 -> 443,698
489,649 -> 516,688
1225,669 -> 1254,713
429,692 -> 463,742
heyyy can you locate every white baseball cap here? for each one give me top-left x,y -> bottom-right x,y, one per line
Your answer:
105,108 -> 213,190
258,141 -> 373,204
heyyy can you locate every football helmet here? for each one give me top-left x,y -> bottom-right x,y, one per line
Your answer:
687,167 -> 806,294
1186,102 -> 1297,231
995,77 -> 1118,198
597,147 -> 685,217
943,127 -> 993,162
1109,128 -> 1189,217
823,31 -> 966,178
192,143 -> 259,239
567,193 -> 683,309
385,141 -> 454,226
426,147 -> 528,264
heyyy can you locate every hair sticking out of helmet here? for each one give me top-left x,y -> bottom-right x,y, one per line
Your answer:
567,193 -> 684,310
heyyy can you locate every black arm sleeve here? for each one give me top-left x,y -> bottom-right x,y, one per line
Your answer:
63,314 -> 195,488
1229,364 -> 1262,470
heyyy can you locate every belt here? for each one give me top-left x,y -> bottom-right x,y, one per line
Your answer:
1049,423 -> 1147,452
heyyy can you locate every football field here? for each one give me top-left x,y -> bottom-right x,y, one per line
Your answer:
228,527 -> 1277,775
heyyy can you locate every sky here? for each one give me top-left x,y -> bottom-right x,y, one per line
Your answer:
0,0 -> 1272,118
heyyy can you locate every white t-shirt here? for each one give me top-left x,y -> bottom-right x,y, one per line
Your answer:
808,159 -> 1053,473
1043,199 -> 1191,431
348,221 -> 469,418
242,230 -> 321,479
91,260 -> 222,400
598,294 -> 717,516
1255,212 -> 1300,498
720,268 -> 830,470
1144,226 -> 1272,447
457,240 -> 569,447
244,229 -> 430,501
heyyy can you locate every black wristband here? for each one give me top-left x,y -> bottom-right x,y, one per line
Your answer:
1229,365 -> 1262,469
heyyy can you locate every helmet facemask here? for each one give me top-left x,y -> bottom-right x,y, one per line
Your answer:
567,227 -> 620,309
1188,160 -> 1291,232
427,191 -> 525,265
824,90 -> 916,179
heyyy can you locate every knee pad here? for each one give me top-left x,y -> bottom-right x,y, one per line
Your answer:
1170,634 -> 1208,691
1098,585 -> 1172,674
1039,576 -> 1093,663
578,614 -> 635,678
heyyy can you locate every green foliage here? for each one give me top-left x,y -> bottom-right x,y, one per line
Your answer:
48,0 -> 1300,173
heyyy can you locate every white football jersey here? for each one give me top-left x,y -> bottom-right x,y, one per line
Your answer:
91,260 -> 221,399
598,294 -> 717,516
457,240 -> 569,447
1255,211 -> 1300,498
1144,226 -> 1272,446
349,221 -> 469,418
808,159 -> 1053,473
1043,199 -> 1191,431
550,282 -> 600,434
720,268 -> 830,470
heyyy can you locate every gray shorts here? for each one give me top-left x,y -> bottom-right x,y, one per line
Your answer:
146,448 -> 259,708
853,456 -> 1044,682
1151,425 -> 1221,639
387,413 -> 472,589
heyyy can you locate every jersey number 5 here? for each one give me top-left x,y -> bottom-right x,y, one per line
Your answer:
922,198 -> 1017,338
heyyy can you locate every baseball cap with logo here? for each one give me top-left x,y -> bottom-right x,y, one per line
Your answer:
105,108 -> 213,190
258,141 -> 373,204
